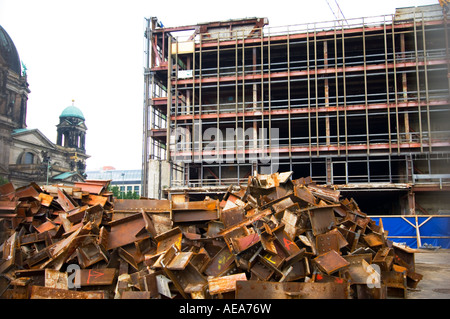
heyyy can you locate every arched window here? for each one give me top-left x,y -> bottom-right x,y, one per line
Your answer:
17,151 -> 40,165
24,152 -> 34,164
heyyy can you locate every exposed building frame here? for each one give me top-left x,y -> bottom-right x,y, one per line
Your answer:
142,5 -> 450,214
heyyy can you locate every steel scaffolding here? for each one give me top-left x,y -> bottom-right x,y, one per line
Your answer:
142,5 -> 450,210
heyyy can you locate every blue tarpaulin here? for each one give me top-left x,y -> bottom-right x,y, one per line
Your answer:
372,216 -> 450,249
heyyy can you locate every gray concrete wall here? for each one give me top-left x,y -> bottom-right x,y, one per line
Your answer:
147,159 -> 171,199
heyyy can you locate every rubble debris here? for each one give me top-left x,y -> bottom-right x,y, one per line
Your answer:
0,172 -> 422,299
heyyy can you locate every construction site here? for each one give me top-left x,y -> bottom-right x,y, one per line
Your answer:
0,2 -> 449,301
142,4 -> 450,217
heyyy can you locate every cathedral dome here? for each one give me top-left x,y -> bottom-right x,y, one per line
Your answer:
60,105 -> 85,121
0,25 -> 21,75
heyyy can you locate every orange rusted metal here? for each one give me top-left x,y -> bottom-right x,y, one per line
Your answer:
0,172 -> 422,299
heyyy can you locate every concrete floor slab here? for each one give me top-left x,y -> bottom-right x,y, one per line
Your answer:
407,249 -> 450,299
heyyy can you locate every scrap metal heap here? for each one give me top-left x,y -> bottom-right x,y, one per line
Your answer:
0,172 -> 422,299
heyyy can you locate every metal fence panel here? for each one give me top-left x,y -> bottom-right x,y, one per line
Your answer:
372,215 -> 450,249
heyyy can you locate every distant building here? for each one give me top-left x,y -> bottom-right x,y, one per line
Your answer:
86,168 -> 142,196
0,25 -> 89,186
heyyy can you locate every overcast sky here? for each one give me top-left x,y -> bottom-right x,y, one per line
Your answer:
0,0 -> 439,171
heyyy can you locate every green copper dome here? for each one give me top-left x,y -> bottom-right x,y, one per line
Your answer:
60,105 -> 85,121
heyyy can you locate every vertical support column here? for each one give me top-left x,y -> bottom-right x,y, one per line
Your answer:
307,25 -> 312,157
217,35 -> 221,167
400,33 -> 410,142
341,23 -> 348,156
237,164 -> 240,185
57,130 -> 62,146
235,31 -> 239,170
268,29 -> 272,152
141,19 -> 150,197
384,16 -> 392,154
242,32 -> 246,165
326,157 -> 332,185
314,24 -> 319,156
200,162 -> 203,187
260,28 -> 265,158
363,20 -> 370,155
252,47 -> 258,154
334,22 -> 340,155
445,11 -> 450,93
406,154 -> 414,183
392,22 -> 401,153
287,30 -> 292,158
324,40 -> 330,146
191,37 -> 196,167
174,38 -> 179,121
80,133 -> 86,151
345,158 -> 349,184
186,56 -> 191,115
414,215 -> 423,247
173,38 -> 179,190
198,36 -> 203,164
167,36 -> 173,163
388,153 -> 393,183
408,191 -> 416,216
413,15 -> 424,152
421,14 -> 432,153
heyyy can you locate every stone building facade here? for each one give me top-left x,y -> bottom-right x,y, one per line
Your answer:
0,25 -> 89,187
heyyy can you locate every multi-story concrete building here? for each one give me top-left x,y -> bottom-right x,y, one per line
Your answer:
142,4 -> 450,215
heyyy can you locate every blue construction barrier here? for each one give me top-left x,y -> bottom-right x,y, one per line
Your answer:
371,215 -> 450,249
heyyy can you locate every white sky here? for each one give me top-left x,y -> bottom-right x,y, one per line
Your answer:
0,0 -> 439,171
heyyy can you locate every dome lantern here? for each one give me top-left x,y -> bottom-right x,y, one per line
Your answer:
59,101 -> 85,121
56,101 -> 87,152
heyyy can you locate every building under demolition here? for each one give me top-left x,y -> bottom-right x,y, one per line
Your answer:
142,4 -> 450,215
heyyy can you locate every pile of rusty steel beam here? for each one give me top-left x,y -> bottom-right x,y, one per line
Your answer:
0,172 -> 422,299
